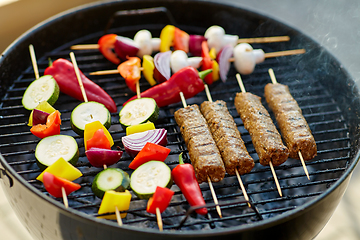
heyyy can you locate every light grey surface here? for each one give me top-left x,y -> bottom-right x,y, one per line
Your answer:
0,0 -> 359,239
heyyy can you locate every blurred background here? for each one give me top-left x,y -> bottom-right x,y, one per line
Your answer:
1,0 -> 359,239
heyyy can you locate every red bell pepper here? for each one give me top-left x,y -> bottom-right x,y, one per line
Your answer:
128,142 -> 171,170
172,153 -> 207,215
201,41 -> 214,85
124,67 -> 212,108
173,27 -> 189,53
98,34 -> 121,65
43,172 -> 81,198
118,57 -> 141,92
86,128 -> 111,151
30,110 -> 61,138
44,58 -> 117,113
146,186 -> 174,214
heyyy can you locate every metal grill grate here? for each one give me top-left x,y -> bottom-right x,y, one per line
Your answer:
0,24 -> 350,231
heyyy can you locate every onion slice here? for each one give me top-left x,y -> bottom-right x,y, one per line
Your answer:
217,44 -> 234,82
153,51 -> 171,83
114,36 -> 140,61
189,35 -> 206,56
122,129 -> 167,157
32,109 -> 50,126
85,148 -> 123,168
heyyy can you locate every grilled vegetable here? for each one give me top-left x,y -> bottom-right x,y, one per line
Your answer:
119,98 -> 159,128
130,161 -> 172,199
35,134 -> 79,170
70,101 -> 111,136
85,148 -> 123,168
98,190 -> 132,219
22,75 -> 60,110
43,172 -> 81,198
118,57 -> 141,92
28,101 -> 57,126
125,121 -> 155,135
128,142 -> 170,170
146,186 -> 174,214
98,34 -> 121,65
83,121 -> 114,151
92,168 -> 130,198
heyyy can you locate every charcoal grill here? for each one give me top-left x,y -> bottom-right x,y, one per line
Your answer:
0,0 -> 359,240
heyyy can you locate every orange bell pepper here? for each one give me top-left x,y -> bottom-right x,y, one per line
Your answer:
173,27 -> 189,53
98,34 -> 121,65
118,57 -> 141,92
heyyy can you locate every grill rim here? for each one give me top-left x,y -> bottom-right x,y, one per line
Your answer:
0,0 -> 359,238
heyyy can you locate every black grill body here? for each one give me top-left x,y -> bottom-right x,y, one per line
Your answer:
0,1 -> 359,240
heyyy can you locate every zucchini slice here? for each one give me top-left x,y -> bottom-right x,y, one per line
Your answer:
22,75 -> 60,110
130,161 -> 172,199
92,168 -> 130,198
71,101 -> 111,135
35,135 -> 79,170
119,97 -> 159,128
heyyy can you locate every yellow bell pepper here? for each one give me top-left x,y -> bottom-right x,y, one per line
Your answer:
142,55 -> 156,86
159,25 -> 175,52
126,121 -> 155,135
28,101 -> 57,126
36,157 -> 82,182
84,121 -> 114,150
209,47 -> 217,60
98,190 -> 132,219
212,60 -> 220,82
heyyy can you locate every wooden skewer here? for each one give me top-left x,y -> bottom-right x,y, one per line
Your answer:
179,91 -> 222,218
70,52 -> 88,102
29,44 -> 40,80
229,49 -> 305,62
237,35 -> 290,44
268,68 -> 310,180
235,73 -> 283,197
204,84 -> 251,208
156,207 -> 163,231
71,35 -> 290,50
61,187 -> 69,208
115,206 -> 123,226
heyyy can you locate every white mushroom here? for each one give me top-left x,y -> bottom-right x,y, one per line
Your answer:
134,30 -> 153,58
233,43 -> 256,75
253,49 -> 265,64
151,38 -> 161,52
204,25 -> 239,54
170,50 -> 202,73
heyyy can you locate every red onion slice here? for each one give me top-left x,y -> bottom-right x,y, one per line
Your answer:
122,129 -> 167,157
189,35 -> 206,56
85,148 -> 123,168
32,109 -> 50,125
153,51 -> 171,83
217,44 -> 234,82
114,36 -> 140,61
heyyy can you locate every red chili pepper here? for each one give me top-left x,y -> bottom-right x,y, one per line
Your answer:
30,110 -> 61,138
43,172 -> 81,198
86,128 -> 111,151
118,57 -> 141,92
128,142 -> 171,170
44,58 -> 117,113
171,153 -> 207,215
98,34 -> 121,65
146,186 -> 174,214
124,67 -> 212,108
173,27 -> 189,53
201,41 -> 214,85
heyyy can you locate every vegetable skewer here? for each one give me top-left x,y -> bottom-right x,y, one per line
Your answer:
177,92 -> 223,218
235,73 -> 285,197
203,84 -> 252,207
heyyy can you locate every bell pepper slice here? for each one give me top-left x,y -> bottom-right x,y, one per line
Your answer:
86,128 -> 111,150
128,142 -> 171,170
142,55 -> 156,86
212,60 -> 220,82
146,186 -> 174,214
36,157 -> 83,182
30,110 -> 61,139
173,27 -> 189,53
201,41 -> 214,85
126,121 -> 155,135
98,34 -> 121,65
28,101 -> 57,126
98,190 -> 132,219
84,121 -> 114,151
159,25 -> 175,52
118,57 -> 141,93
43,172 -> 81,198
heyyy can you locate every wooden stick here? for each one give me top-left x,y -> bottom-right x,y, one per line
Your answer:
269,162 -> 282,197
237,35 -> 290,44
236,73 -> 283,197
90,69 -> 119,75
229,48 -> 305,62
61,187 -> 69,208
115,206 -> 123,226
207,176 -> 222,218
71,44 -> 100,50
268,68 -> 310,180
179,92 -> 187,108
205,84 -> 251,208
136,81 -> 141,99
29,44 -> 40,80
70,52 -> 88,102
156,207 -> 163,231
